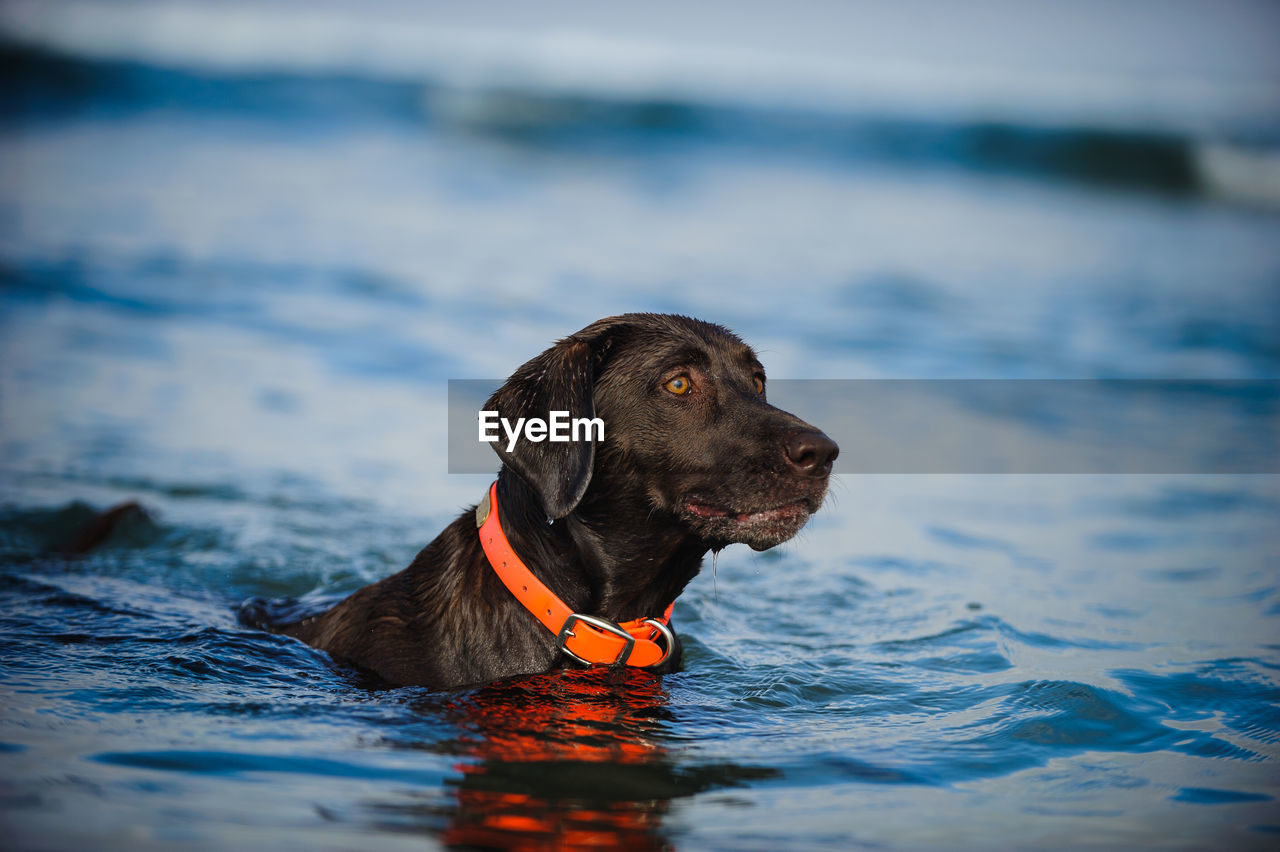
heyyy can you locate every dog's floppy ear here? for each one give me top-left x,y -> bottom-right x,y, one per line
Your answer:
485,336 -> 602,520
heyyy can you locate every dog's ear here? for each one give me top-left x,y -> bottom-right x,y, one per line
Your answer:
485,337 -> 601,520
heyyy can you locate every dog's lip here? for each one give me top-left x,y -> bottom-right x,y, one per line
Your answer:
684,498 -> 810,524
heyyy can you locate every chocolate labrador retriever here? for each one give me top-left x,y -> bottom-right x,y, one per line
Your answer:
244,313 -> 837,688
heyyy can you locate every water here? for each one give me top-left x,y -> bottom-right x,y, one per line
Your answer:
2,1 -> 1280,848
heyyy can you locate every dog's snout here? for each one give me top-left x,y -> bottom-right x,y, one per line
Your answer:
784,430 -> 839,475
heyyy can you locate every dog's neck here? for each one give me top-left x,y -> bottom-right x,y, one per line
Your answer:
494,470 -> 706,623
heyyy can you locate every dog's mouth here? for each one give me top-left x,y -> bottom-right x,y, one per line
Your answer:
685,499 -> 809,524
680,496 -> 815,551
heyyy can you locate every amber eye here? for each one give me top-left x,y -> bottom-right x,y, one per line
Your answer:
665,375 -> 692,395
753,376 -> 765,394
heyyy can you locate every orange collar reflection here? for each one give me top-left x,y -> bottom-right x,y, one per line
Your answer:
437,667 -> 678,850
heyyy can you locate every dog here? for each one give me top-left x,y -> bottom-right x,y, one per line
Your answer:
247,314 -> 837,689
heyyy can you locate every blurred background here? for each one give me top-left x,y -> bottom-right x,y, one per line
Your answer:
3,0 -> 1279,503
1,1 -> 1279,849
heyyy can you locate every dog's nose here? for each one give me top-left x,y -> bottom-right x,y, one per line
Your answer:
784,430 -> 839,475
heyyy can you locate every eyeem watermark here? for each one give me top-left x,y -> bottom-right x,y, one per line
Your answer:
450,378 -> 1280,474
479,410 -> 605,453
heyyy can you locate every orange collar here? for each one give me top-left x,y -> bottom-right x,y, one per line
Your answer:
476,481 -> 675,668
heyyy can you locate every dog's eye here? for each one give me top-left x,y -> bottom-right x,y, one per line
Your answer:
753,376 -> 765,394
665,375 -> 692,395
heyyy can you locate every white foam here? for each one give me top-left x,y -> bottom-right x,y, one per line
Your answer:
1197,144 -> 1280,209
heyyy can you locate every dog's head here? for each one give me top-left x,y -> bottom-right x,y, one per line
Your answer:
485,313 -> 837,551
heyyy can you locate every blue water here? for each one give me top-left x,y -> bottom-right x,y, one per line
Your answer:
3,2 -> 1280,849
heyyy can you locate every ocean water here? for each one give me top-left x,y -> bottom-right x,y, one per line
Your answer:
2,2 -> 1280,849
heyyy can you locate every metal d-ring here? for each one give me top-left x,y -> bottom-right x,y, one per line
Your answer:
642,618 -> 676,667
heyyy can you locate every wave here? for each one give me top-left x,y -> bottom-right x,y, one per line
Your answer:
3,0 -> 1278,134
3,0 -> 1280,200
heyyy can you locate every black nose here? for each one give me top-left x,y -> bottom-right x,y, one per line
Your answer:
784,430 -> 839,475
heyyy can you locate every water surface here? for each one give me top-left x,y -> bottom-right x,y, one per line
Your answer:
2,2 -> 1279,848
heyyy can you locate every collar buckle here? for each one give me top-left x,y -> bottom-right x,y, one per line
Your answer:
557,613 -> 635,668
